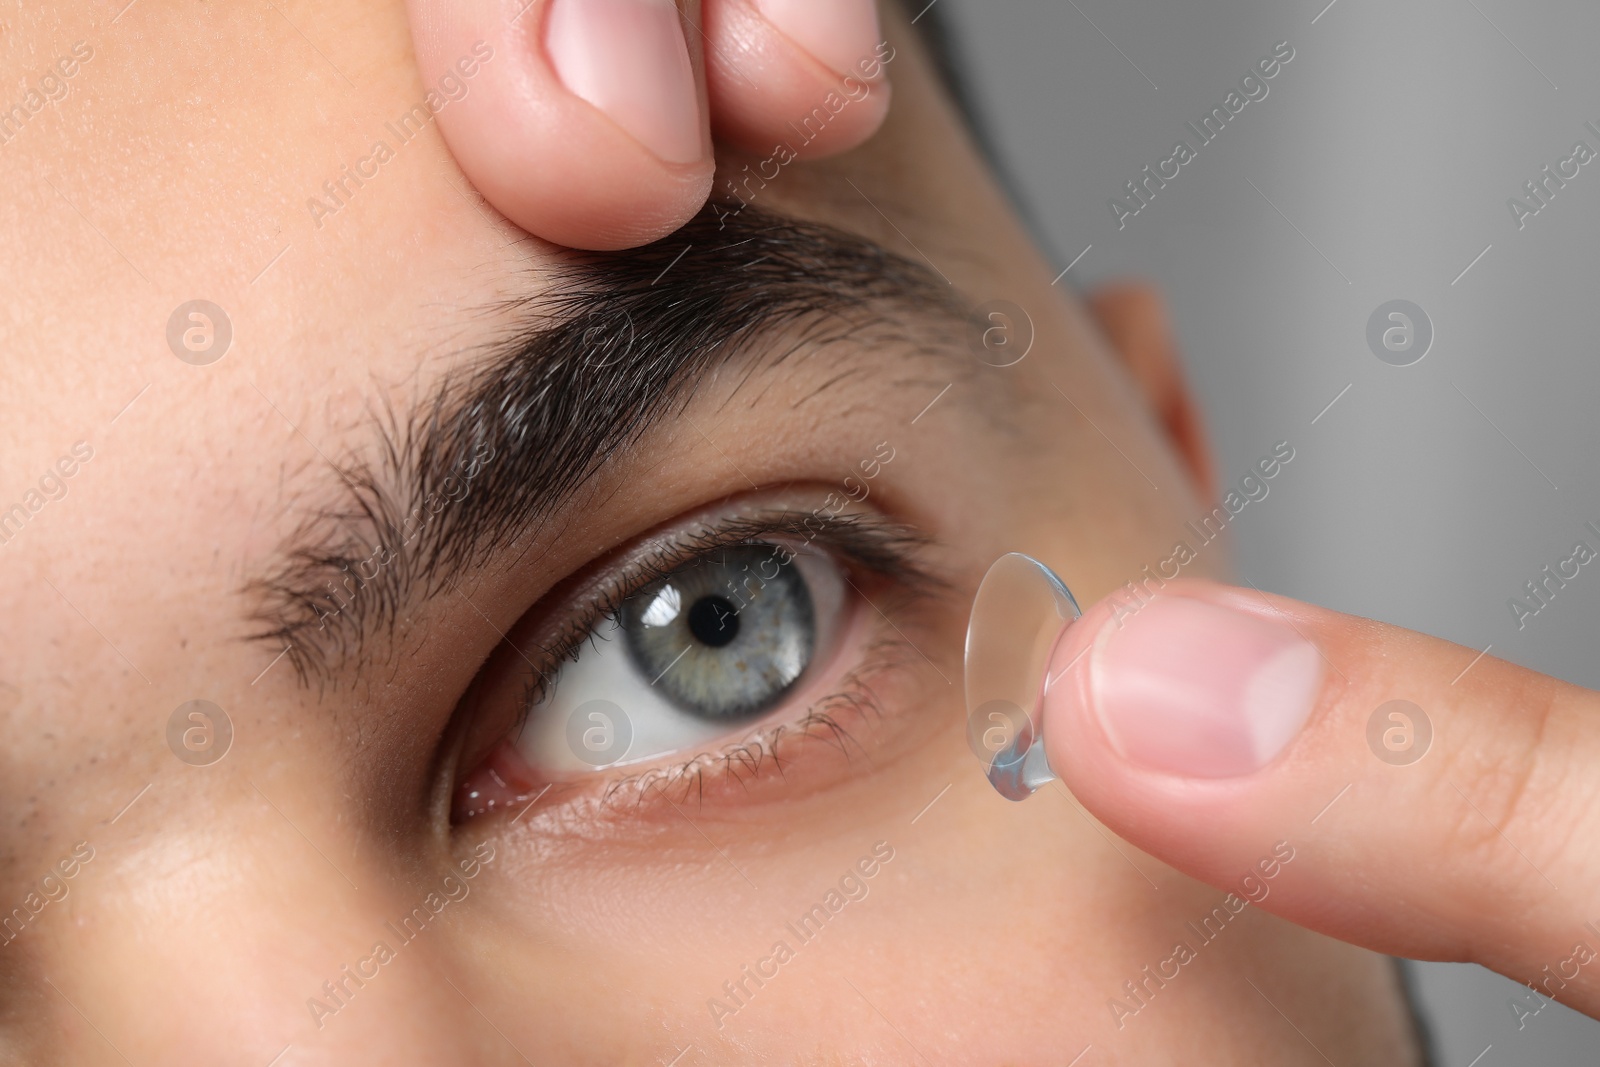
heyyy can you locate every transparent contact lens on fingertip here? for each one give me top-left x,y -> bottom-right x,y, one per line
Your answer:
964,552 -> 1082,801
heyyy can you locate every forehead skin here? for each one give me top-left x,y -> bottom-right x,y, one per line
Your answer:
0,1 -> 1421,1064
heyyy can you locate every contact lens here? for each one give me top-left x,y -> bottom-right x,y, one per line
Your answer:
964,553 -> 1082,801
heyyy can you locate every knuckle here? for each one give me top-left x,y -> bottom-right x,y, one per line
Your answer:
1434,680 -> 1590,900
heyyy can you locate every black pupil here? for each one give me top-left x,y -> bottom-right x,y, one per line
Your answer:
687,595 -> 739,648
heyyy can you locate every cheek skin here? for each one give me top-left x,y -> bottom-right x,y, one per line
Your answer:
455,726 -> 1415,1062
33,794 -> 477,1062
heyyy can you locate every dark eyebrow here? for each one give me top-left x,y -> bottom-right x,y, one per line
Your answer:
247,202 -> 971,684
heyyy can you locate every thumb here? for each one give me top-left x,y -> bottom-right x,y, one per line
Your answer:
1041,580 -> 1600,1022
406,0 -> 713,250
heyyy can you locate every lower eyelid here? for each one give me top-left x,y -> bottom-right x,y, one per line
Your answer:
626,636 -> 924,816
602,627 -> 914,805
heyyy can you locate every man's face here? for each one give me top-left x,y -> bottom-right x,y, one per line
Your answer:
0,2 -> 1420,1063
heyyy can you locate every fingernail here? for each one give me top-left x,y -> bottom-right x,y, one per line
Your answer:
755,0 -> 883,79
545,0 -> 704,164
1087,596 -> 1322,777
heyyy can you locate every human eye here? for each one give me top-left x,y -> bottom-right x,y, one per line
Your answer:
449,497 -> 943,820
524,537 -> 844,773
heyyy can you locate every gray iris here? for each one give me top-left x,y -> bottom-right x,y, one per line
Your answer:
621,544 -> 815,722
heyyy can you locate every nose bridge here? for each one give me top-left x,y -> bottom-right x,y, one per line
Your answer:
18,778 -> 504,1067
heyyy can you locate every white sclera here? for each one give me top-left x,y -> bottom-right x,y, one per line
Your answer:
963,553 -> 1081,801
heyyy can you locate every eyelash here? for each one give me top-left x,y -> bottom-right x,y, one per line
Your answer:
479,508 -> 943,812
601,631 -> 923,808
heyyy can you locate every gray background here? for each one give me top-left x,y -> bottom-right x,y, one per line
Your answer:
941,0 -> 1600,1062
